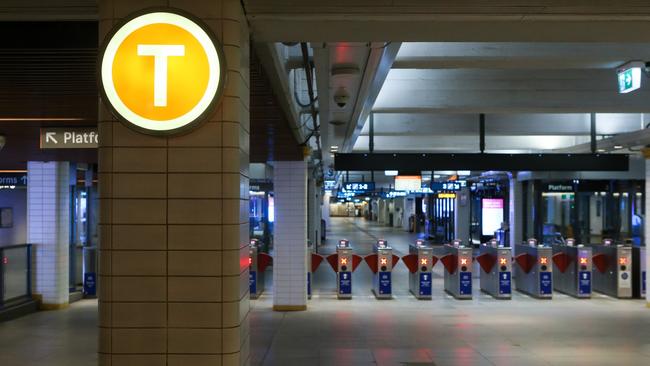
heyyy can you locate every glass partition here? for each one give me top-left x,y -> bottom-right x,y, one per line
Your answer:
1,244 -> 32,306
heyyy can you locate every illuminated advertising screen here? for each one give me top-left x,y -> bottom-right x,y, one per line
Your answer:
482,198 -> 504,236
394,176 -> 421,191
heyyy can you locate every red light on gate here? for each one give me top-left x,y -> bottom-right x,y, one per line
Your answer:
619,257 -> 627,265
1,257 -> 6,265
580,258 -> 588,265
499,258 -> 507,265
341,258 -> 348,265
421,258 -> 428,265
460,258 -> 468,265
540,257 -> 548,265
248,257 -> 252,266
380,257 -> 387,265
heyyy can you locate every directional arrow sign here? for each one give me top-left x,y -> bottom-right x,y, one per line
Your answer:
40,127 -> 98,149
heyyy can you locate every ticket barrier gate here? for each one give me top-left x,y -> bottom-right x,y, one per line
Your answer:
632,247 -> 646,299
588,241 -> 632,298
514,239 -> 553,299
326,240 -> 363,299
364,240 -> 400,299
476,243 -> 512,299
551,240 -> 592,298
309,252 -> 325,299
249,239 -> 273,299
402,239 -> 438,299
441,240 -> 473,299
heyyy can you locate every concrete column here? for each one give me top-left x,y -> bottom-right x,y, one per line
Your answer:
321,191 -> 331,238
643,149 -> 650,306
27,161 -> 70,309
97,1 -> 251,365
455,188 -> 471,242
272,161 -> 308,311
509,174 -> 523,247
307,174 -> 321,247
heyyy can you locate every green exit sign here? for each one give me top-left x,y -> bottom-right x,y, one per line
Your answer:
617,62 -> 644,94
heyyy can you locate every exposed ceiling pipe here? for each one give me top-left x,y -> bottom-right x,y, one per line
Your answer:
300,42 -> 323,179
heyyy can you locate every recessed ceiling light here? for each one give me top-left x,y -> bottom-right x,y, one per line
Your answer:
613,145 -> 623,149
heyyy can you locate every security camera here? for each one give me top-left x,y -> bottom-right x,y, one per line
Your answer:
333,89 -> 350,109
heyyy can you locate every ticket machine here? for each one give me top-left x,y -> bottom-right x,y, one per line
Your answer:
326,240 -> 362,299
476,240 -> 512,299
249,239 -> 273,299
364,240 -> 400,299
588,239 -> 632,298
514,239 -> 553,299
403,239 -> 437,299
551,239 -> 592,298
441,239 -> 473,299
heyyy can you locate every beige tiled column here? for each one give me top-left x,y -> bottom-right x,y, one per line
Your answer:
97,1 -> 250,365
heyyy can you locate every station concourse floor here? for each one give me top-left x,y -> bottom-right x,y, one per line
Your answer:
1,218 -> 650,366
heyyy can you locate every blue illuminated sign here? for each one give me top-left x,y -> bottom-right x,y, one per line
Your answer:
431,180 -> 466,191
343,182 -> 375,192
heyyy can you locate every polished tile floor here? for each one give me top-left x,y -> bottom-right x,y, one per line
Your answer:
1,217 -> 649,366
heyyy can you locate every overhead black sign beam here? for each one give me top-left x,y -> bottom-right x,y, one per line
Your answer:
334,153 -> 629,172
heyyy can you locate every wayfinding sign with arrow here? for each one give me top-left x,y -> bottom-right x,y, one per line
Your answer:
40,127 -> 99,149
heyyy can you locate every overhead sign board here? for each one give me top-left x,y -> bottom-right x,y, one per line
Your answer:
40,128 -> 99,149
324,180 -> 337,190
343,182 -> 374,192
99,10 -> 226,135
394,176 -> 421,191
0,172 -> 27,189
431,181 -> 466,192
617,61 -> 644,94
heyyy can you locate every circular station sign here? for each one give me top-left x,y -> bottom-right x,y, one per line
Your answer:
99,9 -> 226,135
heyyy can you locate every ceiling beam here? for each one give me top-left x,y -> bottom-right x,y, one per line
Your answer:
335,153 -> 630,171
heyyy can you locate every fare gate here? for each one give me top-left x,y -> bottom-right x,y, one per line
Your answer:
552,240 -> 592,298
588,240 -> 633,298
476,242 -> 512,299
326,240 -> 362,299
363,240 -> 400,299
633,247 -> 646,299
402,239 -> 438,299
249,239 -> 273,299
441,240 -> 473,299
514,239 -> 553,299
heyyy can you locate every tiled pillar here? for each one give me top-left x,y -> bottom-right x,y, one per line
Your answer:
641,148 -> 650,308
272,160 -> 308,311
509,174 -> 523,247
27,161 -> 70,309
97,1 -> 250,365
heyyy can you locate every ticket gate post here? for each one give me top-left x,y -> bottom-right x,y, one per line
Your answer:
249,239 -> 273,299
551,240 -> 592,298
476,243 -> 512,299
326,240 -> 362,299
632,247 -> 646,299
588,240 -> 633,298
441,240 -> 473,299
309,252 -> 325,300
514,239 -> 553,299
403,239 -> 437,299
364,240 -> 400,299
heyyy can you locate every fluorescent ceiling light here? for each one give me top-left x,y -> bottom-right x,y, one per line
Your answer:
384,170 -> 398,176
457,170 -> 471,176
